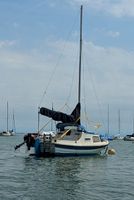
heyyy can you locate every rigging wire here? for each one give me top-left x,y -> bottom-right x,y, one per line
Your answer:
82,42 -> 105,131
38,11 -> 80,107
65,50 -> 78,107
81,49 -> 87,126
81,45 -> 101,131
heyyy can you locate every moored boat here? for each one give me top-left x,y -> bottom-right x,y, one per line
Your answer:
0,131 -> 12,136
123,134 -> 134,141
0,102 -> 16,137
15,5 -> 109,157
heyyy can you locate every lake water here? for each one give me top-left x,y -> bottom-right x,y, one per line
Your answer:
0,134 -> 134,200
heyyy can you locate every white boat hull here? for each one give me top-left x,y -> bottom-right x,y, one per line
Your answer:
0,131 -> 12,136
54,143 -> 108,156
124,136 -> 134,141
24,131 -> 109,157
54,134 -> 109,156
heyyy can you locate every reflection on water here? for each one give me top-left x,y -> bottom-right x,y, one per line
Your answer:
0,136 -> 134,200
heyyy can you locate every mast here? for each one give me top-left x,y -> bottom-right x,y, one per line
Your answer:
38,107 -> 40,134
78,5 -> 83,103
7,101 -> 8,132
118,109 -> 120,135
12,110 -> 16,133
132,114 -> 134,133
78,5 -> 83,118
51,103 -> 54,131
107,104 -> 109,135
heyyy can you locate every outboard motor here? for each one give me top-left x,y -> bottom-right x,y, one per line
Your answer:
24,133 -> 35,150
15,133 -> 36,151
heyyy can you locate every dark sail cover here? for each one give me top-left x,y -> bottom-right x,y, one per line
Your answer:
40,103 -> 80,124
71,102 -> 80,124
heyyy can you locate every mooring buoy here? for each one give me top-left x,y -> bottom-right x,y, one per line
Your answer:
107,148 -> 116,155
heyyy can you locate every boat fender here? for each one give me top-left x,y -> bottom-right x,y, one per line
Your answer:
107,148 -> 116,155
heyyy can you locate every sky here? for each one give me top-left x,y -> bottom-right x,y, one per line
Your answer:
0,0 -> 134,135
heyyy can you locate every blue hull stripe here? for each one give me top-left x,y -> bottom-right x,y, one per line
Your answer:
55,143 -> 107,150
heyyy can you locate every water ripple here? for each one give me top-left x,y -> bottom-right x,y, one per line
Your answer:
0,136 -> 134,199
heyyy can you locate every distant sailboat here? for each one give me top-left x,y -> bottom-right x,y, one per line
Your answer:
0,102 -> 16,136
100,104 -> 113,141
113,109 -> 123,140
9,110 -> 16,136
123,114 -> 134,141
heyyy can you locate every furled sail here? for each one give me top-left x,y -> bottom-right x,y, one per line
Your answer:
40,103 -> 80,124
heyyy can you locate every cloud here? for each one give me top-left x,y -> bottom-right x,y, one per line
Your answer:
95,28 -> 120,38
13,22 -> 19,28
69,0 -> 134,17
47,39 -> 134,134
108,0 -> 134,17
0,40 -> 17,48
106,31 -> 120,38
0,38 -> 134,133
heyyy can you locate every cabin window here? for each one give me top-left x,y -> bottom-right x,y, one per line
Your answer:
85,138 -> 91,141
92,136 -> 100,143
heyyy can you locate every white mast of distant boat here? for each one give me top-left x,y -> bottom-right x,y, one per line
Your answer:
107,104 -> 109,135
7,101 -> 9,133
132,114 -> 134,134
118,109 -> 120,135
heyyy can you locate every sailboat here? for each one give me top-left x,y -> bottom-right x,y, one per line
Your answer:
15,5 -> 109,156
0,102 -> 16,136
113,109 -> 123,140
123,115 -> 134,141
9,110 -> 16,136
100,104 -> 114,141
